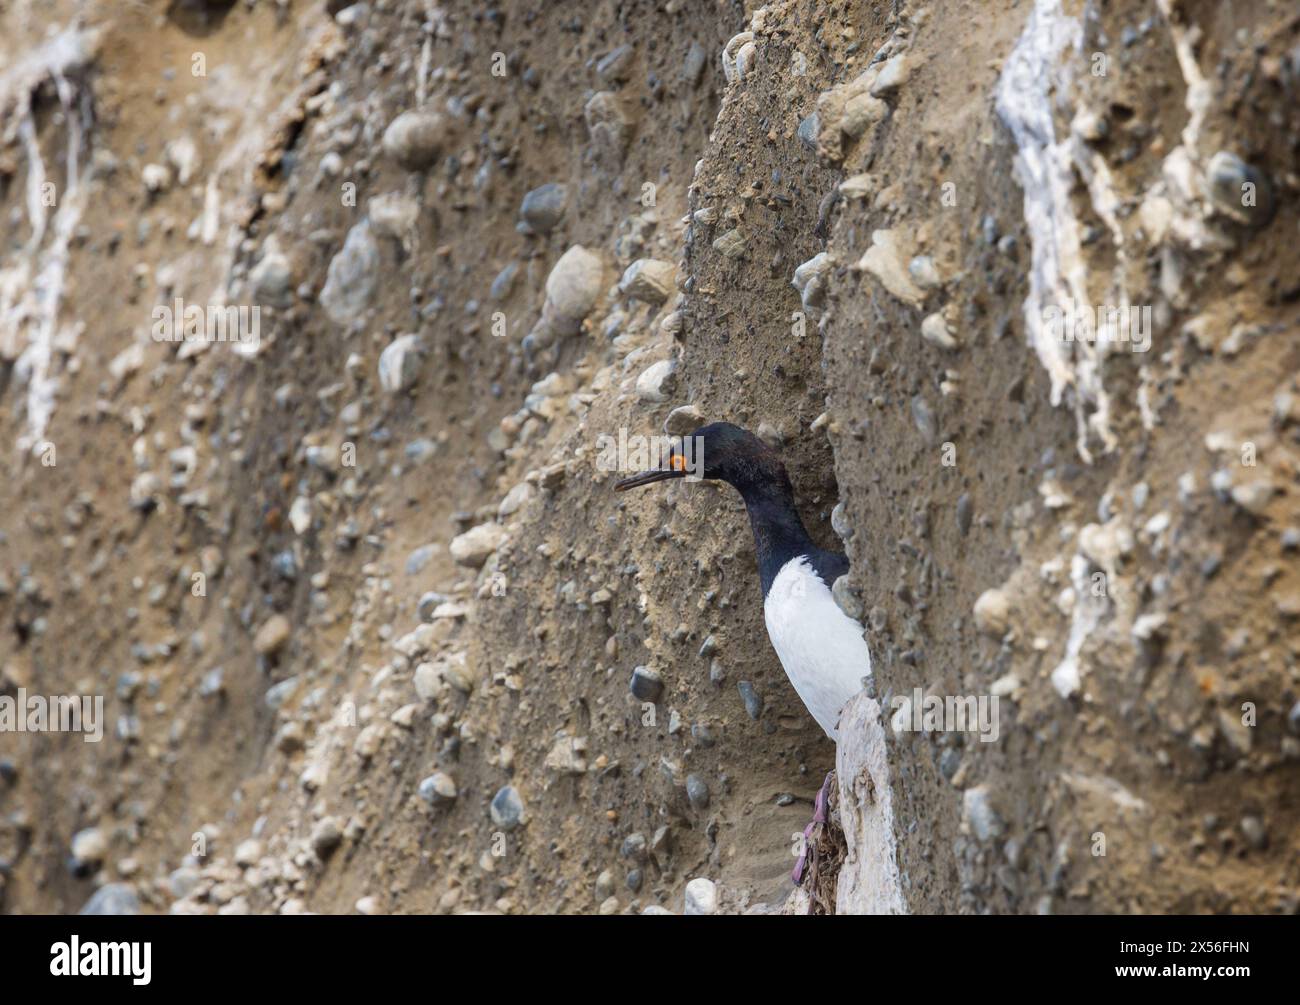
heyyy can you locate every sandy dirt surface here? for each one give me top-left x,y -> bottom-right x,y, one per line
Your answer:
1,0 -> 1297,915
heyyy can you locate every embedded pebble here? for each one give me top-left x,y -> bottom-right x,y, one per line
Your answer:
168,866 -> 200,899
542,246 -> 606,335
756,422 -> 783,448
856,230 -> 925,307
619,259 -> 676,304
490,786 -> 524,830
1230,480 -> 1274,515
797,113 -> 820,149
142,163 -> 170,193
680,42 -> 706,88
831,501 -> 853,540
520,183 -> 568,235
274,721 -> 305,753
354,725 -> 383,760
544,733 -> 588,775
250,250 -> 294,306
450,523 -> 509,568
320,222 -> 379,324
584,91 -> 630,164
792,252 -> 832,312
490,262 -> 519,300
839,174 -> 871,199
683,876 -> 718,915
920,311 -> 958,350
908,255 -> 942,289
253,614 -> 292,656
368,191 -> 421,248
1205,151 -> 1271,226
841,93 -> 887,138
417,591 -> 447,623
712,229 -> 747,259
498,481 -> 536,517
685,773 -> 710,810
956,493 -> 973,536
1239,815 -> 1267,851
630,666 -> 664,702
311,817 -> 343,858
378,334 -> 425,394
721,32 -> 755,84
973,588 -> 1011,637
870,50 -> 913,95
288,496 -> 313,535
962,786 -> 1003,842
264,677 -> 299,710
79,884 -> 140,916
635,359 -> 677,403
664,404 -> 704,436
405,544 -> 439,575
413,661 -> 441,701
165,135 -> 199,184
199,667 -> 225,697
234,838 -> 263,868
596,44 -> 636,84
910,394 -> 937,442
129,472 -> 161,511
832,575 -> 862,621
382,110 -> 448,170
419,772 -> 458,807
71,827 -> 107,869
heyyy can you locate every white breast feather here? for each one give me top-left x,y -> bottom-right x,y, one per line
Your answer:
763,556 -> 872,742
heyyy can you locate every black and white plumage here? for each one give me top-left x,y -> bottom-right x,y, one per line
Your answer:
615,422 -> 870,741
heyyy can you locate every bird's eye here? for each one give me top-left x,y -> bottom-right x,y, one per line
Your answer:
670,453 -> 688,471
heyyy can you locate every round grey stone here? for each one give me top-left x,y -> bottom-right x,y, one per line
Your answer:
629,666 -> 664,703
382,110 -> 448,171
685,773 -> 710,811
490,785 -> 524,830
520,183 -> 568,235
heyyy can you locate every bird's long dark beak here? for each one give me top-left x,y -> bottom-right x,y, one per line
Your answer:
613,468 -> 684,492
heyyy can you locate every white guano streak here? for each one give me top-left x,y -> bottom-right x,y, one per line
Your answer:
0,26 -> 97,453
995,0 -> 1126,463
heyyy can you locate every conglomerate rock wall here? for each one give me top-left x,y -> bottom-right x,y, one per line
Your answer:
0,0 -> 1297,915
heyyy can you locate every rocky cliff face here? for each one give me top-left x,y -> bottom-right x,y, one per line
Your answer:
0,0 -> 1297,916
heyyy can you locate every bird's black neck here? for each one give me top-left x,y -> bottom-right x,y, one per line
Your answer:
734,474 -> 819,597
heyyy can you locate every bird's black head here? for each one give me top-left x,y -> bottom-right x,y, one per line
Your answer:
613,422 -> 787,496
